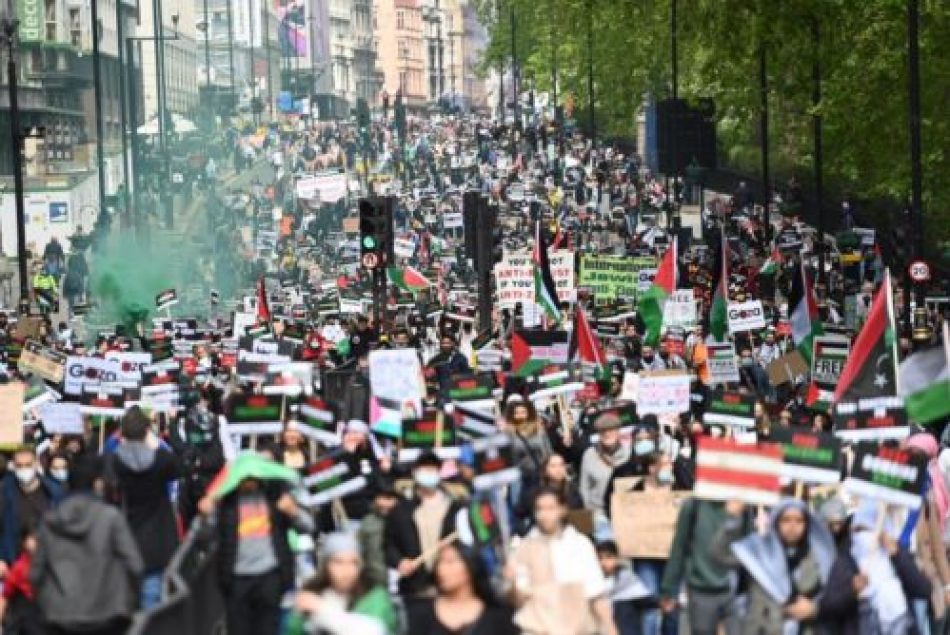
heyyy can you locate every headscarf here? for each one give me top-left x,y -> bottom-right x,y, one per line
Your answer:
730,499 -> 836,606
906,432 -> 950,530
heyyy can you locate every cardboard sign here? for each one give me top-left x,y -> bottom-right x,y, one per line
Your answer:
0,383 -> 24,448
155,288 -> 178,311
302,452 -> 368,507
471,434 -> 520,490
727,300 -> 766,333
636,371 -> 691,415
844,441 -> 927,509
494,250 -> 576,307
38,402 -> 84,435
693,436 -> 783,506
704,390 -> 756,428
18,340 -> 66,383
833,396 -> 908,441
611,488 -> 690,559
766,351 -> 810,386
578,255 -> 656,300
769,427 -> 842,485
708,342 -> 740,385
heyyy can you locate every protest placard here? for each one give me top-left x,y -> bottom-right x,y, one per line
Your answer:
833,396 -> 908,441
843,441 -> 926,509
0,383 -> 24,448
295,172 -> 347,203
18,340 -> 66,383
225,393 -> 285,435
704,390 -> 755,428
443,212 -> 464,229
636,371 -> 690,415
302,452 -> 368,507
398,410 -> 460,463
766,351 -> 810,386
452,403 -> 498,439
769,427 -> 842,485
611,488 -> 689,559
662,290 -> 699,328
471,434 -> 520,490
64,356 -> 121,396
708,342 -> 740,385
155,288 -> 178,312
296,397 -> 337,445
393,237 -> 416,259
578,255 -> 656,299
105,351 -> 153,383
693,437 -> 783,506
808,336 -> 850,411
369,349 -> 426,437
527,366 -> 584,401
38,402 -> 84,435
79,385 -> 129,416
510,330 -> 569,376
494,251 -> 575,307
727,300 -> 766,333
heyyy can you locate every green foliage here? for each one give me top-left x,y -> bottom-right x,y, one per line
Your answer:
476,0 -> 950,242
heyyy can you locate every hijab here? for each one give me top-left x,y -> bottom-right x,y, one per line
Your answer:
906,432 -> 949,531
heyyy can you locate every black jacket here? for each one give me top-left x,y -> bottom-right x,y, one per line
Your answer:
384,491 -> 462,597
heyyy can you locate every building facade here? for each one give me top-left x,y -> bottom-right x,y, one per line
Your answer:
137,0 -> 198,122
374,0 -> 425,108
351,0 -> 381,106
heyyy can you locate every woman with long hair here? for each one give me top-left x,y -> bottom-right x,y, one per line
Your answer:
277,421 -> 310,472
516,453 -> 584,532
290,533 -> 397,635
407,542 -> 519,634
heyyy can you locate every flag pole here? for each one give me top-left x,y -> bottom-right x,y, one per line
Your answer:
884,269 -> 901,393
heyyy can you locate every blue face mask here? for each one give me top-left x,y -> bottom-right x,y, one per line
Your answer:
657,467 -> 674,485
414,470 -> 441,490
634,439 -> 655,456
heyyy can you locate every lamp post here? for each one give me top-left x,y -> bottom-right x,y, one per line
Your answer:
116,0 -> 132,226
759,43 -> 770,235
90,5 -> 106,223
248,0 -> 258,126
906,0 -> 924,332
0,17 -> 29,307
812,17 -> 824,283
226,0 -> 236,113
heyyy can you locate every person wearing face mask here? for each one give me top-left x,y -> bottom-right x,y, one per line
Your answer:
46,454 -> 70,489
0,447 -> 63,579
602,418 -> 662,519
384,451 -> 462,614
579,413 -> 630,541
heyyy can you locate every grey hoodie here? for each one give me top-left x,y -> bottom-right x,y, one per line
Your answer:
31,494 -> 144,629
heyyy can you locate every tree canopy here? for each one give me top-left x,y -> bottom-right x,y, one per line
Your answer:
474,0 -> 949,245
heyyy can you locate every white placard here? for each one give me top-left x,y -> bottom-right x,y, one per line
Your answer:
662,289 -> 698,328
369,349 -> 426,432
39,402 -> 84,435
637,268 -> 657,293
707,342 -> 741,385
727,300 -> 767,333
64,356 -> 121,396
493,250 -> 576,308
105,352 -> 153,382
636,372 -> 691,415
443,212 -> 464,229
393,237 -> 416,259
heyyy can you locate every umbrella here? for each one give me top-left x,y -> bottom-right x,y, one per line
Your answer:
206,452 -> 300,499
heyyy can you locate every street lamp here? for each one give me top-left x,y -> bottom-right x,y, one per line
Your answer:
196,0 -> 214,129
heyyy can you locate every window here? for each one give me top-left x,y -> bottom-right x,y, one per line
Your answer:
398,39 -> 408,59
399,71 -> 406,92
396,10 -> 404,29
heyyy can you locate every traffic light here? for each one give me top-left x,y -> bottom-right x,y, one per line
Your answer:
359,197 -> 393,270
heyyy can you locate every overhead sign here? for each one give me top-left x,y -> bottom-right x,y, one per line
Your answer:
494,251 -> 575,307
727,300 -> 766,333
578,255 -> 656,300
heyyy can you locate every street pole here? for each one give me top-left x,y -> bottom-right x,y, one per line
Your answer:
668,0 -> 677,226
265,5 -> 273,118
127,38 -> 142,241
812,18 -> 824,283
116,0 -> 132,225
227,0 -> 236,112
248,0 -> 258,126
4,21 -> 29,306
202,0 -> 212,123
759,43 -> 770,235
907,0 -> 923,325
90,4 -> 106,224
586,0 -> 594,148
509,2 -> 518,156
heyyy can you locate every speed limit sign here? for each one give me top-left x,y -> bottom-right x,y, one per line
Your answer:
908,260 -> 931,282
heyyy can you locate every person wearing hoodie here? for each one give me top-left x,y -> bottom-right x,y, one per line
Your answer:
710,498 -> 837,635
106,406 -> 182,610
0,447 -> 63,575
31,455 -> 144,635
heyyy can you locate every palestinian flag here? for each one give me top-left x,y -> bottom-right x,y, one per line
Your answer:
533,220 -> 561,323
571,304 -> 608,378
206,452 -> 300,500
386,266 -> 430,294
709,231 -> 730,342
469,497 -> 502,546
511,329 -> 569,377
898,321 -> 950,426
789,262 -> 823,364
257,276 -> 271,323
298,397 -> 339,445
833,271 -> 898,404
759,246 -> 782,276
638,235 -> 678,346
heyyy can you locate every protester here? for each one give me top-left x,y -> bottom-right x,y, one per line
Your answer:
31,455 -> 144,635
0,447 -> 63,574
597,540 -> 649,635
0,528 -> 41,634
579,412 -> 629,521
359,479 -> 400,588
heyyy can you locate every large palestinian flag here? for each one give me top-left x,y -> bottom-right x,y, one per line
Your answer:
709,232 -> 729,341
533,220 -> 561,323
833,271 -> 898,403
511,329 -> 569,377
899,320 -> 950,426
386,266 -> 430,294
789,262 -> 823,364
570,304 -> 608,378
638,236 -> 678,346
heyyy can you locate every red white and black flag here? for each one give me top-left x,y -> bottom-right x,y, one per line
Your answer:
257,276 -> 271,323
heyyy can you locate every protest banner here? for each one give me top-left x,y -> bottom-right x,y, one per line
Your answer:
494,251 -> 576,307
843,441 -> 927,509
38,402 -> 83,435
768,427 -> 842,485
578,255 -> 656,300
808,336 -> 850,411
105,351 -> 153,383
611,488 -> 689,559
727,300 -> 767,333
833,396 -> 908,441
766,351 -> 810,387
636,371 -> 690,415
18,340 -> 66,383
302,452 -> 368,507
225,393 -> 285,435
510,330 -> 569,376
369,349 -> 426,438
662,290 -> 699,328
704,391 -> 756,428
0,383 -> 24,448
452,403 -> 498,439
64,356 -> 121,396
693,436 -> 783,506
707,342 -> 740,385
471,434 -> 520,490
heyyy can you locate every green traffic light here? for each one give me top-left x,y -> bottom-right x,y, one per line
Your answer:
362,235 -> 377,249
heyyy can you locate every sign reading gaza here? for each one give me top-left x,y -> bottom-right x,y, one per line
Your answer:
727,300 -> 766,333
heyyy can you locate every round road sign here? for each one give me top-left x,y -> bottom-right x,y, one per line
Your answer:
908,260 -> 931,283
361,253 -> 379,269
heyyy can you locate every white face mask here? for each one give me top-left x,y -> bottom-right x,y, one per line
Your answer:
14,467 -> 36,486
414,470 -> 441,490
50,469 -> 68,482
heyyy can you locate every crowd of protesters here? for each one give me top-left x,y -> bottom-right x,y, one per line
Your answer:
0,98 -> 944,635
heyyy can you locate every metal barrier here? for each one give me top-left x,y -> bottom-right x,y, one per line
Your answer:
126,521 -> 226,635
